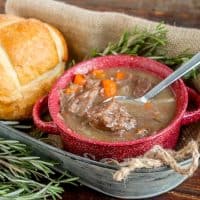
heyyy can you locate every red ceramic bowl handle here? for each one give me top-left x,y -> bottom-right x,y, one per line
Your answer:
182,87 -> 200,125
33,95 -> 60,135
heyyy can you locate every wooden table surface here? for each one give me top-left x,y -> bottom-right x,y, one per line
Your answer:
1,0 -> 200,199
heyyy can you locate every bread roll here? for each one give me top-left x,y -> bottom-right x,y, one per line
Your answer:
0,15 -> 68,120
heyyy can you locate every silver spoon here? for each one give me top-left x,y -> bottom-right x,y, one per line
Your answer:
104,52 -> 200,104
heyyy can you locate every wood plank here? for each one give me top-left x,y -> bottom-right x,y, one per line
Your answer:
58,0 -> 200,28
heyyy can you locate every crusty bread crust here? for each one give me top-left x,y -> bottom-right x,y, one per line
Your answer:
0,14 -> 68,120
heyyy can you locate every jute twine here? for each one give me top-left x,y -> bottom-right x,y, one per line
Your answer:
113,125 -> 200,181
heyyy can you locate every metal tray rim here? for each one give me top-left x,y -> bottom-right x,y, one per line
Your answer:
80,176 -> 188,199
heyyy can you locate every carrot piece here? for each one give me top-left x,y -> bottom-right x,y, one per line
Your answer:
116,71 -> 125,80
65,87 -> 73,95
74,74 -> 86,86
92,69 -> 106,79
102,79 -> 117,97
144,101 -> 153,110
64,84 -> 79,95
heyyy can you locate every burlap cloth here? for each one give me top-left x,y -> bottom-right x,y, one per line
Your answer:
5,0 -> 200,181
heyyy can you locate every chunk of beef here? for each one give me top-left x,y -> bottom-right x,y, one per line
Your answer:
85,77 -> 100,89
67,86 -> 100,116
87,100 -> 137,133
132,76 -> 152,97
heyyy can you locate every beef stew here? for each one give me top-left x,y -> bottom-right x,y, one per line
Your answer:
60,68 -> 176,142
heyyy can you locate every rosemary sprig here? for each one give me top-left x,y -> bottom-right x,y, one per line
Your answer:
0,138 -> 78,200
92,23 -> 167,57
0,121 -> 32,130
66,59 -> 76,69
90,23 -> 197,79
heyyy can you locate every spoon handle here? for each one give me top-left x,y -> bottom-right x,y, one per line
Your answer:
143,52 -> 200,101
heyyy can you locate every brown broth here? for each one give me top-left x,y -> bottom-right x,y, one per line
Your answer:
61,68 -> 176,142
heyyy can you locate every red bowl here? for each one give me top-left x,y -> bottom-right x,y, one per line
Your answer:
33,55 -> 200,161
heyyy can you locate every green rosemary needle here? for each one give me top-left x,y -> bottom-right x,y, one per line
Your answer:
0,138 -> 78,200
90,23 -> 197,79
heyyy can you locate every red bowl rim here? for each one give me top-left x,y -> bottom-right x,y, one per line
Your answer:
48,55 -> 188,147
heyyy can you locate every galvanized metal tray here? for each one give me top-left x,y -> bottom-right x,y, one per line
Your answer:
0,123 -> 193,199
